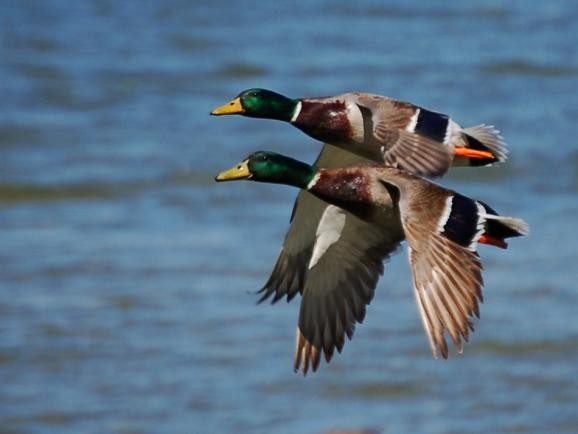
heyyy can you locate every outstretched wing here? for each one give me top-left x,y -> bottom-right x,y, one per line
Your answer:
256,189 -> 319,304
295,207 -> 402,374
381,176 -> 485,358
405,225 -> 483,358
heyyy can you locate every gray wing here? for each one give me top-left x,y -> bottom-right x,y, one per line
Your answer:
354,94 -> 452,177
295,207 -> 402,374
256,190 -> 320,304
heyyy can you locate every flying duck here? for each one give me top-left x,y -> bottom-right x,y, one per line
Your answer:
216,151 -> 527,374
211,88 -> 508,177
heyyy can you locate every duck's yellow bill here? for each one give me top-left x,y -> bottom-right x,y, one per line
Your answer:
211,97 -> 244,115
215,160 -> 251,182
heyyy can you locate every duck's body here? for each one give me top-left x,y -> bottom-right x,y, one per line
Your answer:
212,89 -> 508,177
216,152 -> 528,374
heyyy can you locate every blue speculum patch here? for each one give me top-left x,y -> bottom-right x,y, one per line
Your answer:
442,193 -> 478,247
415,108 -> 450,143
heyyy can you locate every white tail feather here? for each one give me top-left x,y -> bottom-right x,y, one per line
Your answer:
462,124 -> 509,162
484,214 -> 530,235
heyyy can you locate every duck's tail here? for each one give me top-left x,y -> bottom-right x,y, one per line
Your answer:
454,124 -> 509,167
477,201 -> 529,249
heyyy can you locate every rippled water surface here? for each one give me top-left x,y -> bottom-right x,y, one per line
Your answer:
1,1 -> 578,433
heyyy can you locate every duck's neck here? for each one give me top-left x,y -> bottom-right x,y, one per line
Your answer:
256,156 -> 318,189
252,93 -> 300,122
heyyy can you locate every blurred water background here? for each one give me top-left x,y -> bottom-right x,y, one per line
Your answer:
1,1 -> 578,433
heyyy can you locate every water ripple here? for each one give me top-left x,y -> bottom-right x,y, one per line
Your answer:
483,60 -> 578,77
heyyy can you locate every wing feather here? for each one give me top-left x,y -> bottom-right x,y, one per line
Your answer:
405,221 -> 483,358
295,210 -> 402,373
380,129 -> 452,177
353,94 -> 453,176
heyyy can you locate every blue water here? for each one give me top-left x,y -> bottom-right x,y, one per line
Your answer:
1,1 -> 578,433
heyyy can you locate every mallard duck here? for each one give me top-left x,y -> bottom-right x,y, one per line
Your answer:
216,151 -> 528,374
211,88 -> 508,177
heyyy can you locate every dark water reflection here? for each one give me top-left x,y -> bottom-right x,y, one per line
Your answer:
1,1 -> 578,433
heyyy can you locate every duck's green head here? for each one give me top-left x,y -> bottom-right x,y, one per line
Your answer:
211,89 -> 298,122
215,151 -> 316,188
